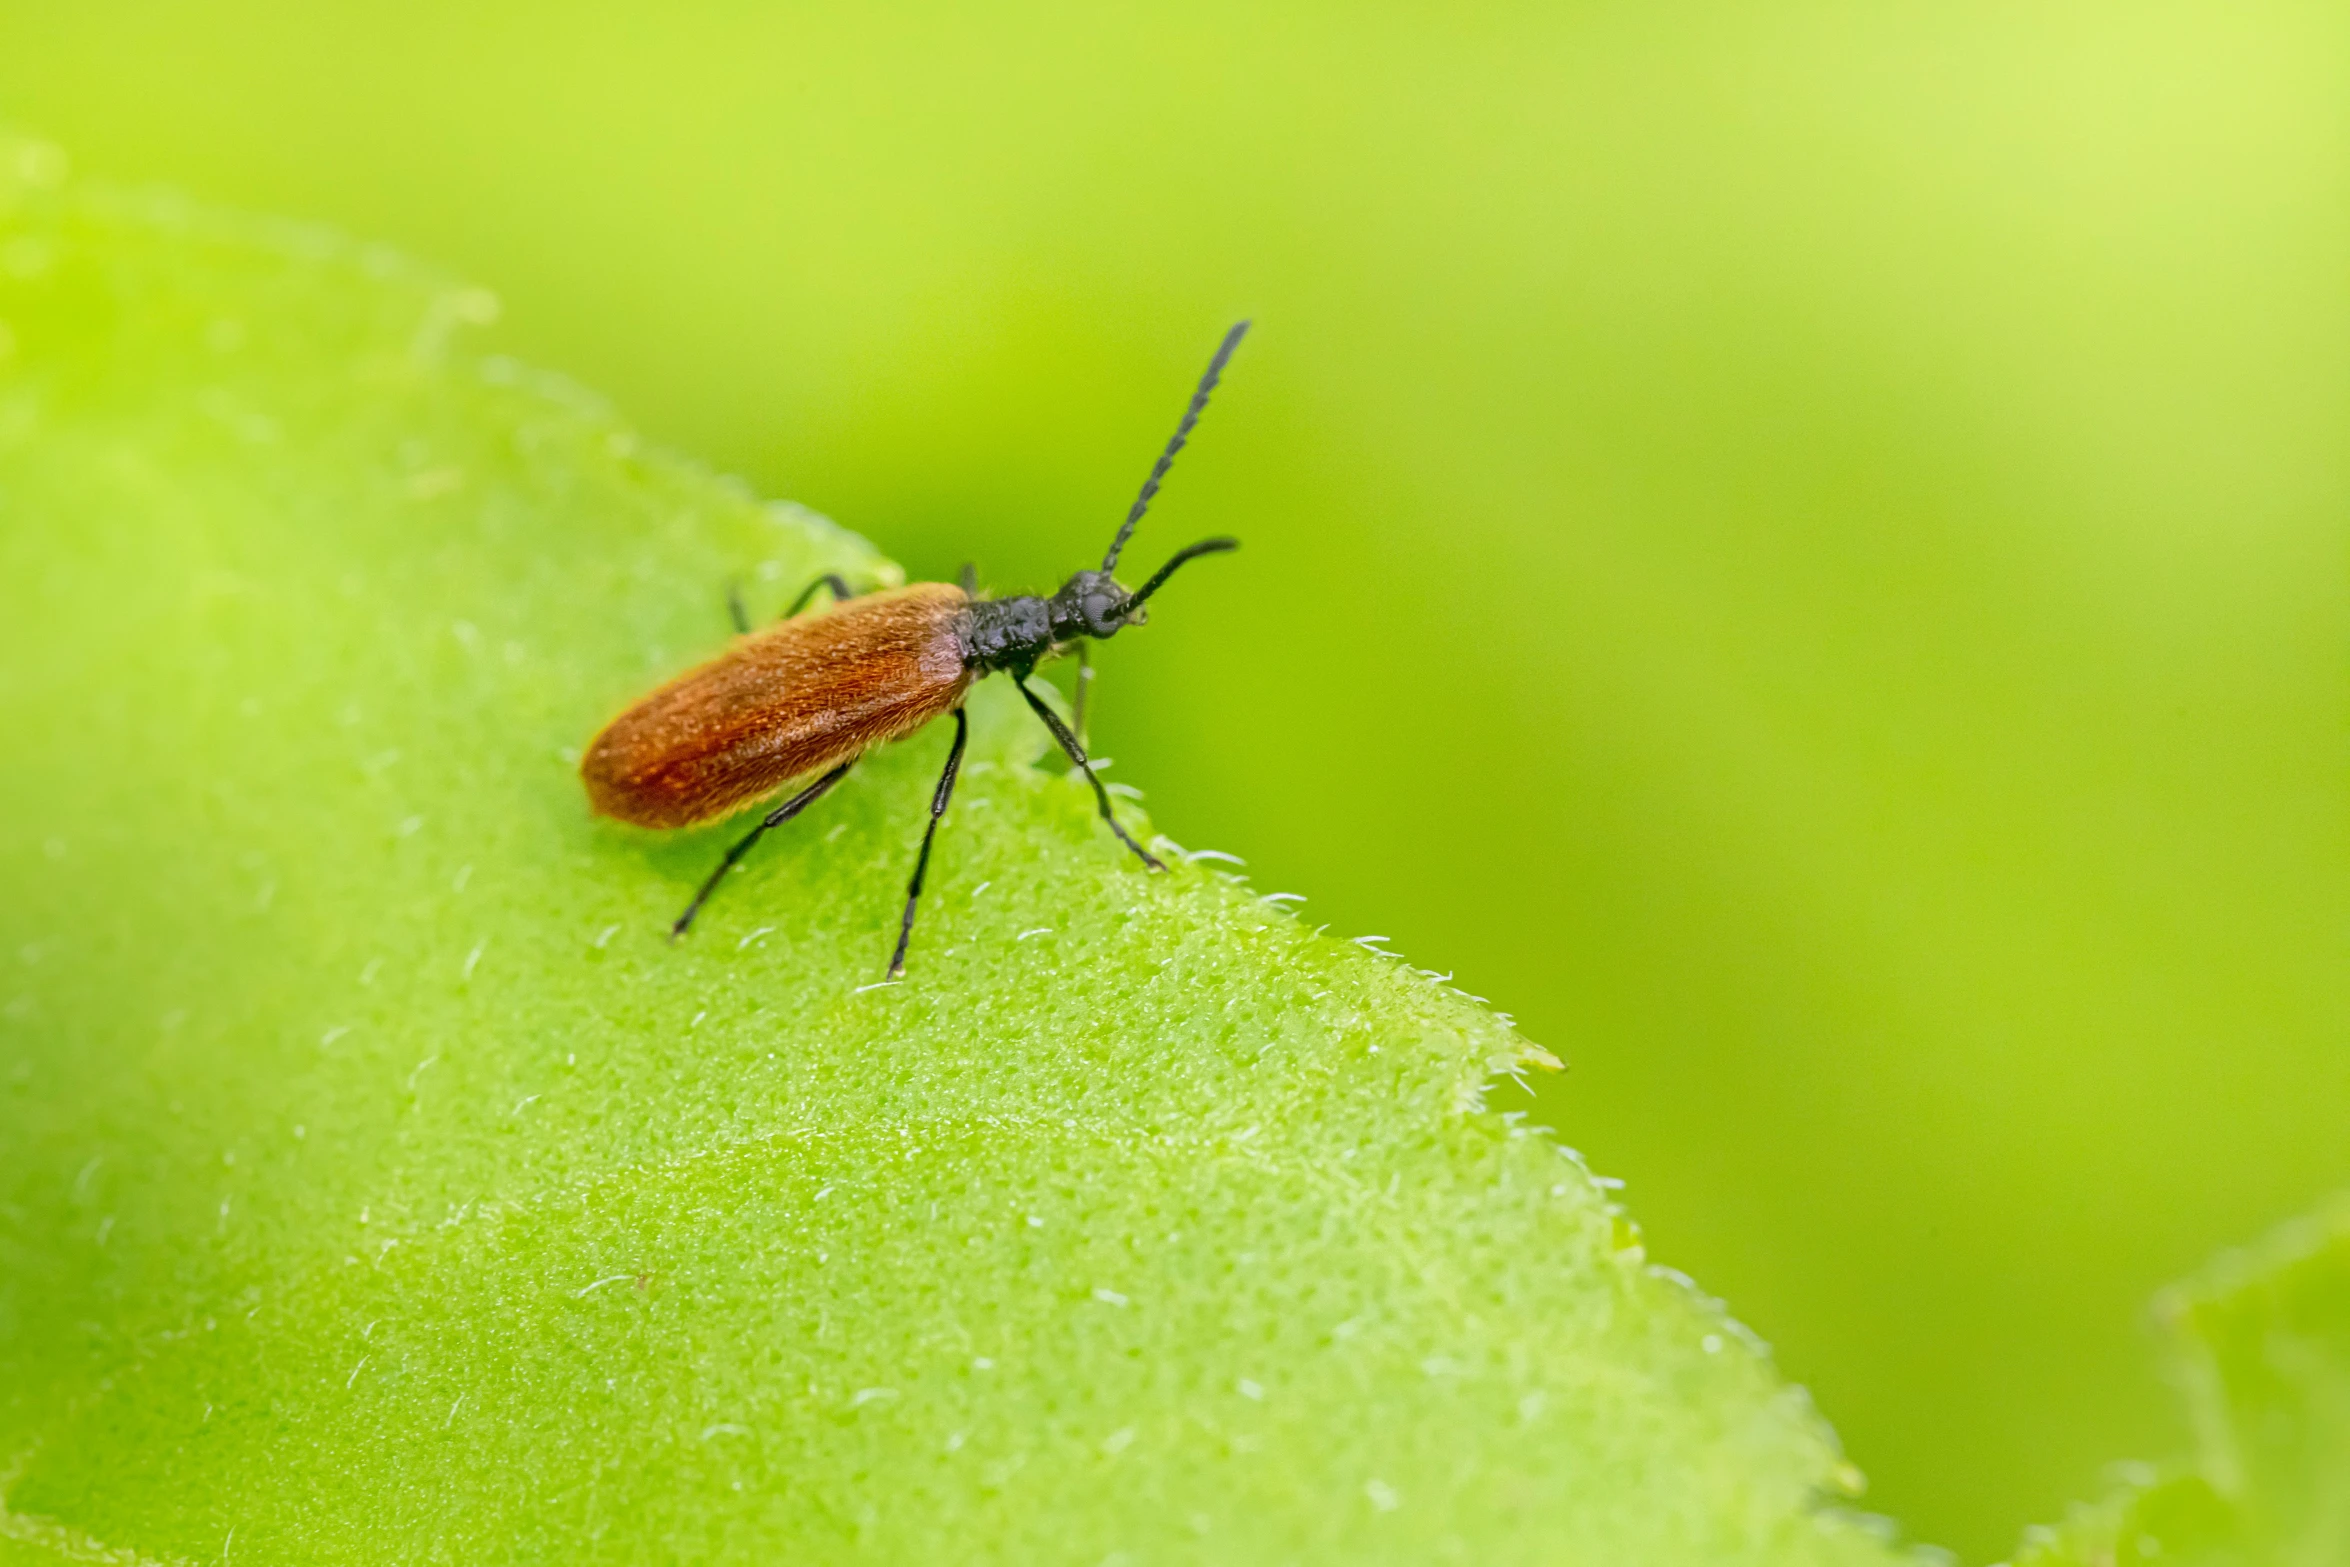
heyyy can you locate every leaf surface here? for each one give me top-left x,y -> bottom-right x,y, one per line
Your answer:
0,136 -> 1899,1565
2006,1198 -> 2350,1567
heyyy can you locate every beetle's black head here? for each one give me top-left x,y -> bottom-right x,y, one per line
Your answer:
1048,569 -> 1139,641
967,321 -> 1250,674
1048,536 -> 1243,646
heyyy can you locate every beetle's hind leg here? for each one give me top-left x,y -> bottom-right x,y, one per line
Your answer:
1015,676 -> 1163,871
783,574 -> 857,619
887,706 -> 970,978
728,572 -> 851,632
670,761 -> 855,939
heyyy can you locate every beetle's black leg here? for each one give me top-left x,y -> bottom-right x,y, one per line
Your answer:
1070,641 -> 1095,747
1016,676 -> 1163,871
783,574 -> 856,619
1029,645 -> 1094,769
887,706 -> 969,978
957,561 -> 979,598
726,581 -> 752,636
670,760 -> 855,939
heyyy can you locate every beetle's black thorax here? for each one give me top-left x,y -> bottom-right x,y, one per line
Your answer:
957,595 -> 1055,675
959,572 -> 1140,676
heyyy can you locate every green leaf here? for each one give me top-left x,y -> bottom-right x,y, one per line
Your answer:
0,134 -> 1904,1564
2005,1196 -> 2350,1567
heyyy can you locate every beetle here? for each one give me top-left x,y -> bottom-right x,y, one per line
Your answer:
581,321 -> 1250,977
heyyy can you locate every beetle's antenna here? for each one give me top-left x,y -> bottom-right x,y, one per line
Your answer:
1124,536 -> 1239,615
1102,320 -> 1251,574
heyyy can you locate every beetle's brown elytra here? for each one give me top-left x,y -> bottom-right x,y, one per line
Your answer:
581,322 -> 1251,977
581,584 -> 973,831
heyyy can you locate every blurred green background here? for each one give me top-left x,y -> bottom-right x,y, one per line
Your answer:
4,1 -> 2345,1557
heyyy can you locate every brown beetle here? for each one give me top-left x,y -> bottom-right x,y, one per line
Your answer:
582,322 -> 1249,977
